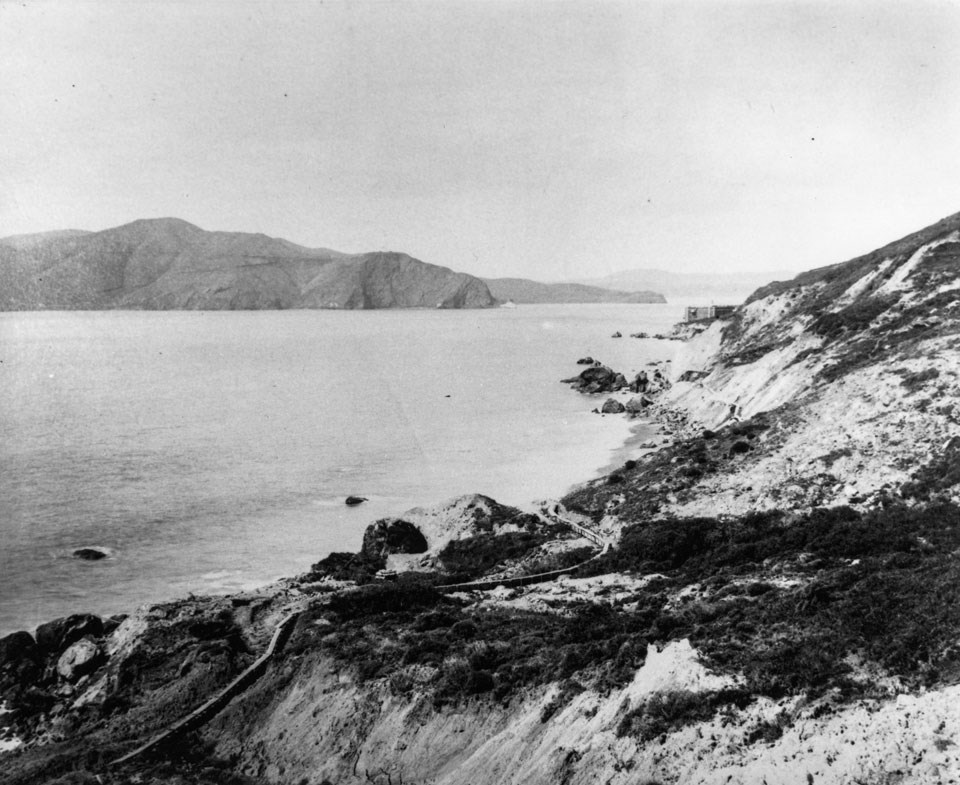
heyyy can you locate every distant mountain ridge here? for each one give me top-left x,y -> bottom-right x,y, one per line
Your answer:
0,229 -> 92,249
0,218 -> 496,310
482,277 -> 665,304
571,268 -> 797,303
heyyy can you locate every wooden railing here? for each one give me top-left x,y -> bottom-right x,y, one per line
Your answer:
436,513 -> 607,594
109,610 -> 300,768
108,511 -> 608,767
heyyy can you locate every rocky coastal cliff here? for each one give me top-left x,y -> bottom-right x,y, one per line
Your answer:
4,212 -> 960,784
0,219 -> 496,310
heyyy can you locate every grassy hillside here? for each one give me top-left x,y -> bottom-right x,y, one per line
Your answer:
0,218 -> 496,310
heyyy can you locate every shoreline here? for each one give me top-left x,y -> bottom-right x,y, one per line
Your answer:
0,352 -> 669,761
0,304 -> 685,638
2,336 -> 677,640
7,213 -> 960,783
596,416 -> 663,477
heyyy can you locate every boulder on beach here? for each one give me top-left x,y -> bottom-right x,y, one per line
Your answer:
56,638 -> 102,681
563,364 -> 627,395
0,631 -> 38,667
0,631 -> 40,691
35,614 -> 103,656
611,331 -> 622,338
345,496 -> 368,506
580,366 -> 615,383
72,548 -> 108,561
624,397 -> 646,414
601,399 -> 626,414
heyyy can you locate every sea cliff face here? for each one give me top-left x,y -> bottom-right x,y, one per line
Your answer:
0,218 -> 497,310
5,212 -> 960,784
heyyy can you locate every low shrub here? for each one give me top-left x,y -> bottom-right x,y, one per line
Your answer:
744,711 -> 791,745
521,546 -> 596,576
308,551 -> 382,584
539,679 -> 585,722
818,447 -> 853,467
302,499 -> 960,719
586,503 -> 960,580
438,531 -> 550,581
616,688 -> 751,740
314,592 -> 653,705
901,437 -> 960,500
326,580 -> 445,621
810,296 -> 896,340
900,367 -> 940,392
725,342 -> 784,367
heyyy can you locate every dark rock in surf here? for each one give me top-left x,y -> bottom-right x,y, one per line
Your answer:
72,548 -> 108,561
345,496 -> 368,506
576,357 -> 594,365
563,364 -> 627,395
580,365 -> 618,386
601,399 -> 626,414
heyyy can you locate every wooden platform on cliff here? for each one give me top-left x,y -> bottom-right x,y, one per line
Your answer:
684,304 -> 737,323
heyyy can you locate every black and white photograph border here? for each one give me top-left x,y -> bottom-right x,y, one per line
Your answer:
2,2 -> 960,783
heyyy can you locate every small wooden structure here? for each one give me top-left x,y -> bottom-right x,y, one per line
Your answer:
684,305 -> 736,323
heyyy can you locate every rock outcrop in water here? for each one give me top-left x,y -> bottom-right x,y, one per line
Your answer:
6,211 -> 960,784
561,364 -> 628,393
72,548 -> 108,561
0,218 -> 497,311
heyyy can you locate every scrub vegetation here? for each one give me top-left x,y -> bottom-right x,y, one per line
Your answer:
286,499 -> 960,734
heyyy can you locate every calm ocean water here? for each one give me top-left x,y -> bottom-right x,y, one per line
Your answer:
0,304 -> 683,635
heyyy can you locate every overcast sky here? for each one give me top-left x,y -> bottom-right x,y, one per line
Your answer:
2,1 -> 960,281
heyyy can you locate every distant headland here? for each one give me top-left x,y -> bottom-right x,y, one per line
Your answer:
0,218 -> 666,311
